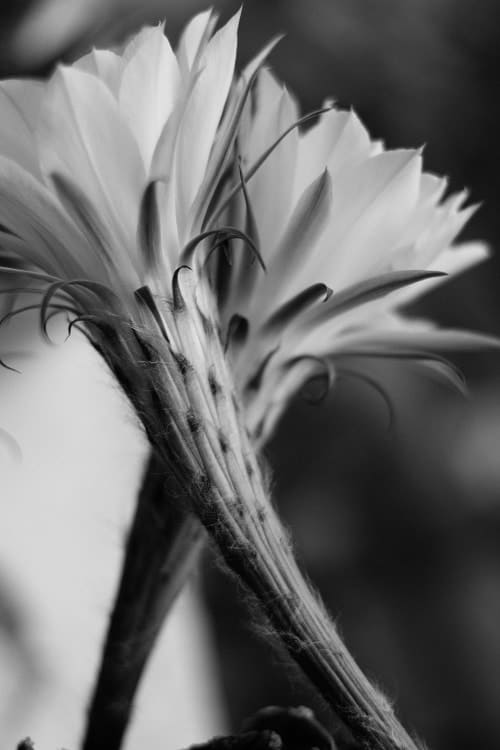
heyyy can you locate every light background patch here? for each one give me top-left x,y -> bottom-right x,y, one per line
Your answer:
0,315 -> 226,749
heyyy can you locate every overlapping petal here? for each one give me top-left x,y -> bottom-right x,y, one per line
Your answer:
0,81 -> 44,176
119,26 -> 180,168
0,10 -> 493,444
175,10 -> 241,237
0,16 -> 496,750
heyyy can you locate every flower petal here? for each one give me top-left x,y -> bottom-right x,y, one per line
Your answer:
0,80 -> 44,175
325,110 -> 372,178
247,169 -> 332,322
175,10 -> 241,236
176,10 -> 216,76
292,107 -> 346,200
37,66 -> 146,271
394,241 -> 490,307
50,172 -> 139,291
242,70 -> 299,257
318,150 -> 423,287
75,49 -> 124,96
298,269 -> 445,332
429,241 -> 490,276
119,26 -> 180,169
0,155 -> 105,280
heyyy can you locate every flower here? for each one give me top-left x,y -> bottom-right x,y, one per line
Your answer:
0,10 -> 495,750
0,11 -> 490,437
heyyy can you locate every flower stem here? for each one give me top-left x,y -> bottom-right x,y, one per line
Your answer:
91,304 -> 422,750
175,371 -> 421,750
81,451 -> 205,750
202,476 -> 422,750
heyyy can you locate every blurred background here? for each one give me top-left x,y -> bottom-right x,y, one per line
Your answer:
2,1 -> 500,749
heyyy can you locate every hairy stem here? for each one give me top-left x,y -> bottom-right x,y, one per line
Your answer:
172,351 -> 422,750
230,537 -> 416,749
200,472 -> 421,750
81,451 -> 206,750
88,297 -> 422,750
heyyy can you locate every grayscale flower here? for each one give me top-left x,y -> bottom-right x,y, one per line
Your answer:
0,11 -> 495,750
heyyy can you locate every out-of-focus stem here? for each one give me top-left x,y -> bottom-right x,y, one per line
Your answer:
81,451 -> 206,750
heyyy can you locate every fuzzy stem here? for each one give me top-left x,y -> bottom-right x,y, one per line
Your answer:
203,484 -> 421,750
155,297 -> 424,750
88,298 -> 422,750
81,451 -> 206,750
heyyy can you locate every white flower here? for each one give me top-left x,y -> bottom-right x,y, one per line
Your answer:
217,69 -> 491,439
0,11 -> 495,750
0,11 -> 491,441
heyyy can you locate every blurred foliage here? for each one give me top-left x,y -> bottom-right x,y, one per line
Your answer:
2,1 -> 500,749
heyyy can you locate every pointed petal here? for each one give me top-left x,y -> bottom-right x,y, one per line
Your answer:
412,194 -> 478,268
429,241 -> 490,276
75,49 -> 124,95
0,156 -> 104,280
176,11 -> 241,231
319,150 -> 423,287
38,66 -> 146,269
0,79 -> 43,128
418,173 -> 448,205
0,231 -> 58,278
190,37 -> 283,231
176,10 -> 216,76
301,270 -> 446,328
249,170 -> 332,321
262,283 -> 332,337
242,70 -> 299,257
394,241 -> 490,307
325,110 -> 372,178
50,172 -> 138,290
396,174 -> 449,251
270,168 -> 332,274
0,80 -> 44,174
292,107 -> 346,200
242,35 -> 284,81
119,26 -> 180,168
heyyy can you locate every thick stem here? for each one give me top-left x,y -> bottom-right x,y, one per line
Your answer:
81,452 -> 206,750
134,312 -> 421,750
182,393 -> 421,750
92,298 -> 422,750
206,490 -> 421,750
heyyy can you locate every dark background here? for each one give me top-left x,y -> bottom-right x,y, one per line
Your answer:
3,2 -> 500,748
